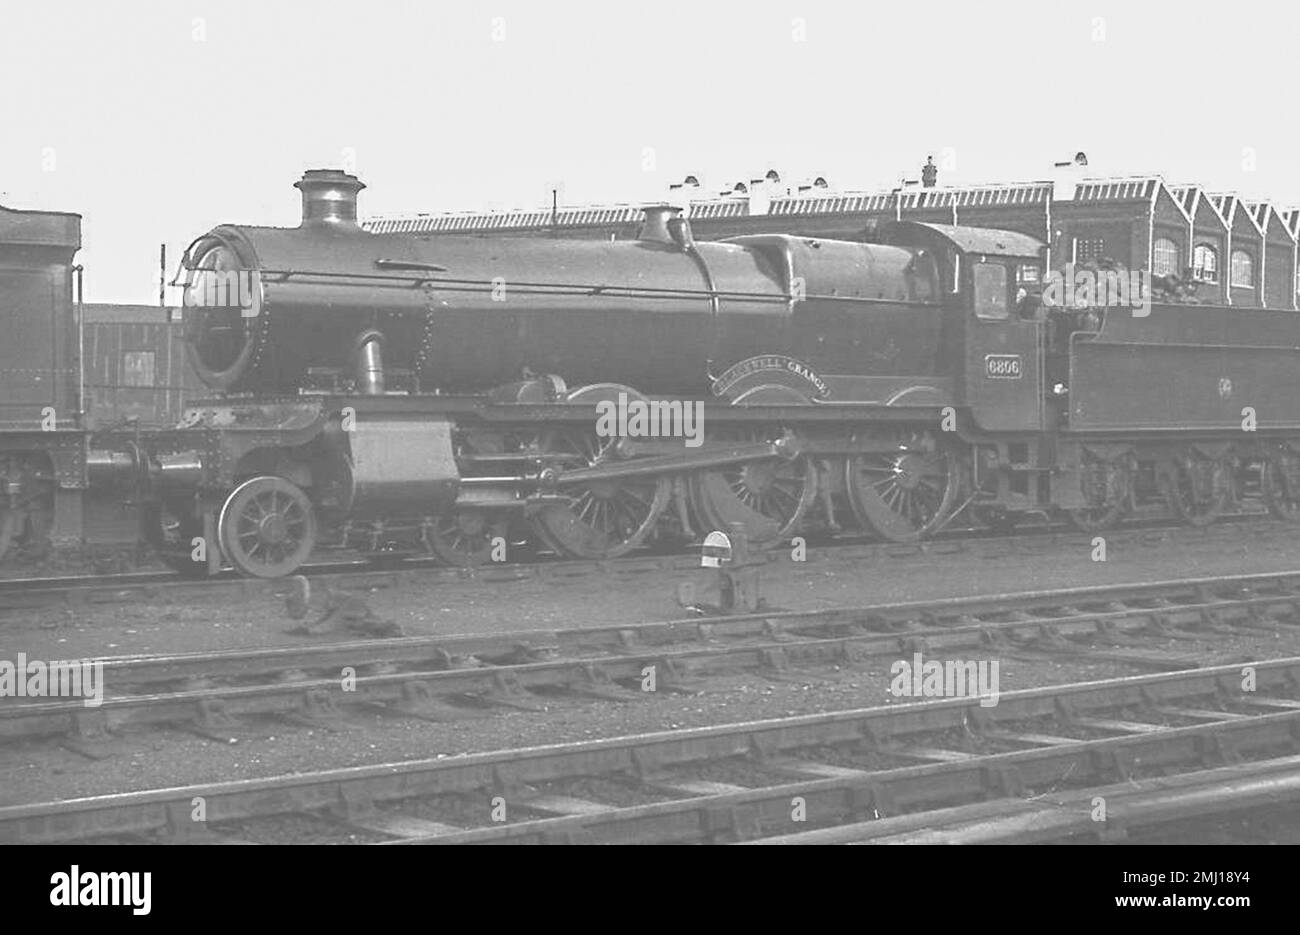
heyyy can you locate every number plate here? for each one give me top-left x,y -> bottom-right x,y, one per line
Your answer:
985,354 -> 1023,379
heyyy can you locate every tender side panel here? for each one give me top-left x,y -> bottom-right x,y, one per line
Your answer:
1068,304 -> 1300,431
0,268 -> 60,417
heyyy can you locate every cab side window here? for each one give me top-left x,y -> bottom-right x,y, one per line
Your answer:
973,262 -> 1009,320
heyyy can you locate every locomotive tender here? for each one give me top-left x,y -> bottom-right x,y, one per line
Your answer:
110,168 -> 1299,578
0,201 -> 86,562
0,204 -> 199,565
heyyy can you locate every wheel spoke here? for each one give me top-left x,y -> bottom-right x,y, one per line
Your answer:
531,429 -> 669,559
689,431 -> 814,546
220,476 -> 316,578
845,443 -> 956,542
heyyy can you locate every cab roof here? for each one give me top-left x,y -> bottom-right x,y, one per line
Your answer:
877,220 -> 1045,259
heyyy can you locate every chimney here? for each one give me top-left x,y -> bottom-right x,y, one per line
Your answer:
921,156 -> 937,188
639,204 -> 684,243
295,169 -> 366,227
1051,152 -> 1089,203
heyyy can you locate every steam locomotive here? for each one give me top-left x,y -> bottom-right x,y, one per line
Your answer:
8,168 -> 1294,578
85,167 -> 1290,579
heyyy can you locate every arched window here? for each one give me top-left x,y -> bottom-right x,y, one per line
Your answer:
1230,250 -> 1254,288
1192,244 -> 1219,284
1152,238 -> 1180,277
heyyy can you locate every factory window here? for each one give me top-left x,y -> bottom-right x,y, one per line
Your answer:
122,351 -> 156,388
973,263 -> 1009,320
1152,238 -> 1180,277
1230,250 -> 1254,288
1074,237 -> 1106,263
1192,244 -> 1219,284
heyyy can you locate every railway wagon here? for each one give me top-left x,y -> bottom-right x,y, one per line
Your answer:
82,303 -> 199,430
105,169 -> 1300,579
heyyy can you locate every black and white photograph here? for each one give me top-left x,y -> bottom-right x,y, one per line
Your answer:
0,0 -> 1292,905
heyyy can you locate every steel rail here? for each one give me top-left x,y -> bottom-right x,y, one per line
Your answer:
4,657 -> 1300,844
0,511 -> 1286,614
742,754 -> 1300,844
4,569 -> 1300,741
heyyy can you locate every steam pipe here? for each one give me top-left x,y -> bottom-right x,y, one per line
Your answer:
355,329 -> 386,395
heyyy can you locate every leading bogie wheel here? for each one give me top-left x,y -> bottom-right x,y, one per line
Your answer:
424,509 -> 511,566
218,475 -> 317,578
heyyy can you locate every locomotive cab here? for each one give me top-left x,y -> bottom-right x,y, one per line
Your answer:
879,222 -> 1047,433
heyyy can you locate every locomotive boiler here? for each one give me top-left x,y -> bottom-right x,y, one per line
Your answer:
117,169 -> 1300,579
182,170 -> 940,397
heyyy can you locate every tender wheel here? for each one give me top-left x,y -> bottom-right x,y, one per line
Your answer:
1262,450 -> 1300,522
531,430 -> 670,559
1066,454 -> 1131,532
141,500 -> 210,577
218,476 -> 317,578
844,438 -> 958,542
424,509 -> 510,566
688,429 -> 816,546
1167,453 -> 1231,527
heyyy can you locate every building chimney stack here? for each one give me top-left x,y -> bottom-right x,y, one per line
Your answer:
921,156 -> 938,188
1051,151 -> 1090,202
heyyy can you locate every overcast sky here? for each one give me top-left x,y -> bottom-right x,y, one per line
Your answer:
1,0 -> 1295,304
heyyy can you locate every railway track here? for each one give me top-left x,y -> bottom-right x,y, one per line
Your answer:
6,657 -> 1300,844
0,510 -> 1289,614
5,570 -> 1299,745
746,757 -> 1300,844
